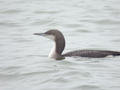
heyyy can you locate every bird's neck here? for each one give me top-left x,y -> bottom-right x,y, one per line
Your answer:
48,37 -> 65,59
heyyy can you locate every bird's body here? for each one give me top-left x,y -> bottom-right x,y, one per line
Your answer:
34,29 -> 120,60
63,50 -> 120,58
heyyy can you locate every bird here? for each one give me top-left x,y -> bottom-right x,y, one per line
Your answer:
34,29 -> 120,60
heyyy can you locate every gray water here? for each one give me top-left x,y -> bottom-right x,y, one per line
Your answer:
0,0 -> 120,90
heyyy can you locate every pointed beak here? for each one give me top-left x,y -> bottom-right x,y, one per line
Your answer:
33,33 -> 46,36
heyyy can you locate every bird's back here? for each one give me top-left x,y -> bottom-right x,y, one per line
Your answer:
63,50 -> 120,58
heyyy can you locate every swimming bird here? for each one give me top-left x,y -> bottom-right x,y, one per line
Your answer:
34,29 -> 120,60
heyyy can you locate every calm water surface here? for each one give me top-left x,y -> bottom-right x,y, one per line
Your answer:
0,0 -> 120,90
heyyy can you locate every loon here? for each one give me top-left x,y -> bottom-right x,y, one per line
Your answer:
34,29 -> 120,60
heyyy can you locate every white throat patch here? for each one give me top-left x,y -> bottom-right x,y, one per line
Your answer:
48,43 -> 57,58
45,35 -> 55,41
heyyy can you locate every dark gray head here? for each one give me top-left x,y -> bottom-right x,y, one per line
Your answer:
34,29 -> 64,40
34,29 -> 65,59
